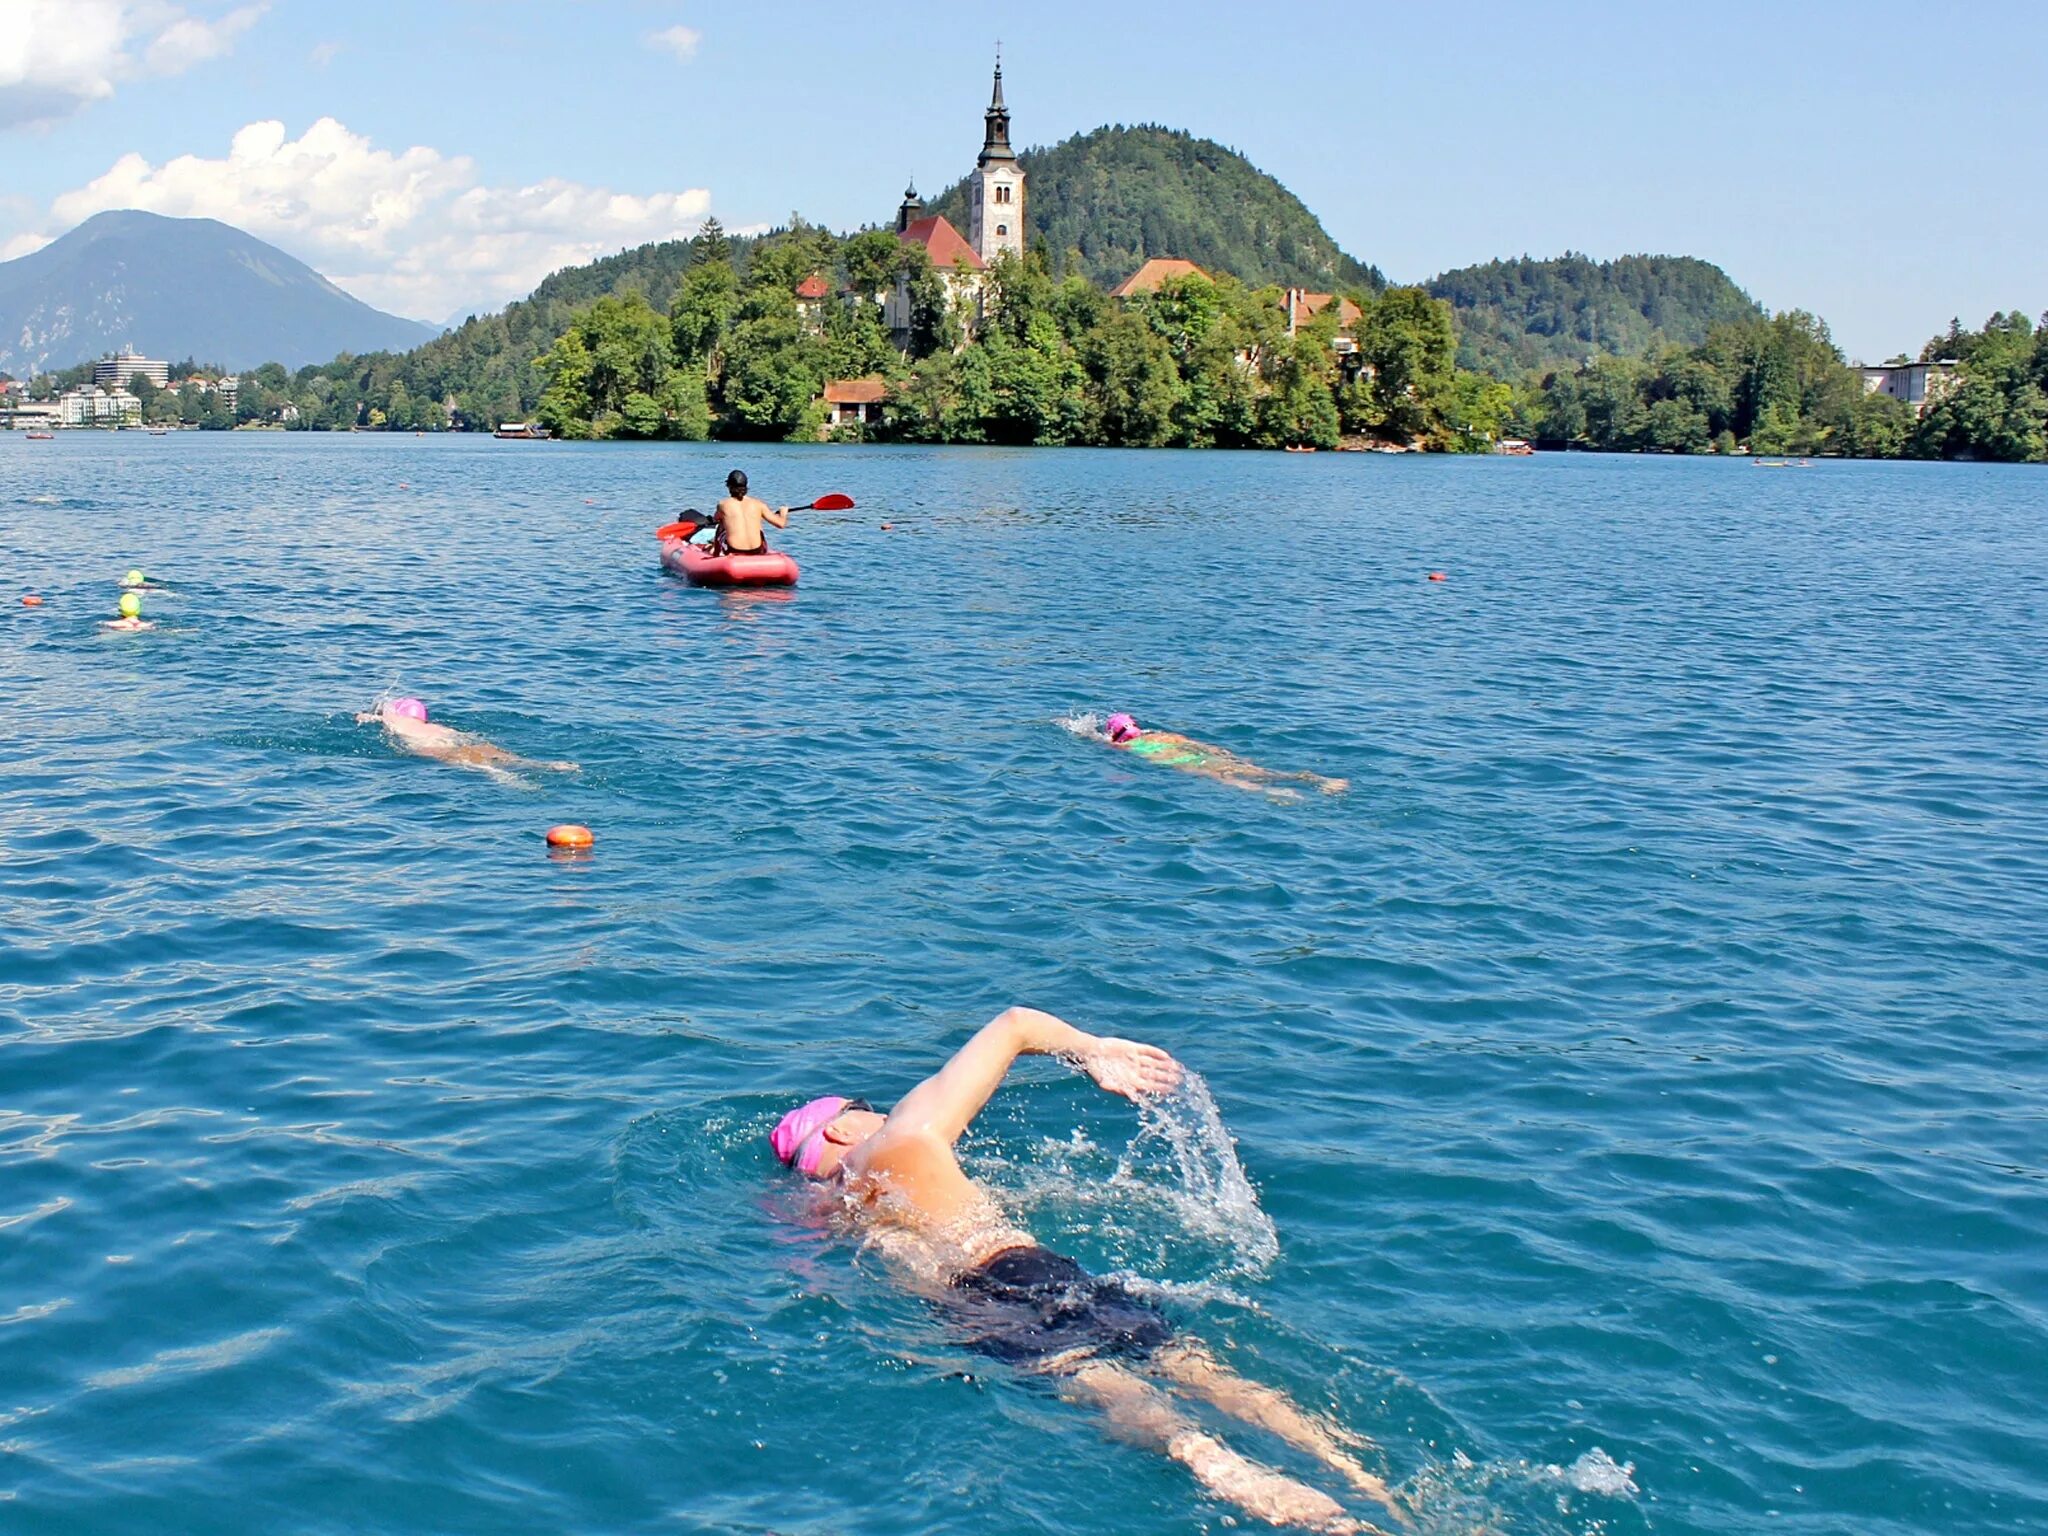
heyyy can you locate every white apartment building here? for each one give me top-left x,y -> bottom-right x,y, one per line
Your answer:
58,387 -> 143,427
1859,359 -> 1960,413
93,348 -> 170,390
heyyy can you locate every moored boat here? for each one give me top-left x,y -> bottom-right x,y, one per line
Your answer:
493,422 -> 550,440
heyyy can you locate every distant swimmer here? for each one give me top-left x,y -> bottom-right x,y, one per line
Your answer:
1099,714 -> 1348,797
708,468 -> 788,556
102,591 -> 151,632
119,569 -> 175,595
356,697 -> 577,781
771,1007 -> 1400,1533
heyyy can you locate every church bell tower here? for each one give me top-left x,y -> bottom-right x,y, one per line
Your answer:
969,53 -> 1025,265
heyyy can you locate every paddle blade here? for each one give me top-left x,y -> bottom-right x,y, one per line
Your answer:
806,493 -> 855,512
655,511 -> 705,539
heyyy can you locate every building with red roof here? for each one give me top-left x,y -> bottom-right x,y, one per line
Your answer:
1111,258 -> 1210,299
821,376 -> 889,434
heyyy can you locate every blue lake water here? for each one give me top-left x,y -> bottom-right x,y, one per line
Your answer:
3,433 -> 2045,1536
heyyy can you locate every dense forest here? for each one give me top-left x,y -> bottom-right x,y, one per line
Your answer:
1428,254 -> 1762,376
1513,309 -> 2048,461
928,125 -> 1383,293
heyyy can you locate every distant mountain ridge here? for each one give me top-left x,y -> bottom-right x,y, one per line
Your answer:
0,210 -> 437,375
928,124 -> 1384,293
1427,254 -> 1762,376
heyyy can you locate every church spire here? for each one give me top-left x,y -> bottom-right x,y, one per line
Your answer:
978,50 -> 1015,166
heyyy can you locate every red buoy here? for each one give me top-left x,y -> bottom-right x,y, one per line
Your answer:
545,824 -> 594,850
1427,571 -> 1447,582
21,594 -> 44,607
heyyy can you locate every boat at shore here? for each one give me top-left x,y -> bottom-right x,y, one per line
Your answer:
494,422 -> 550,440
25,430 -> 54,440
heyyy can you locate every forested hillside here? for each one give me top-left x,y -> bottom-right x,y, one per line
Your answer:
1428,254 -> 1761,376
928,125 -> 1382,293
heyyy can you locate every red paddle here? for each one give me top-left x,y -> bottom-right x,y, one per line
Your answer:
654,493 -> 854,540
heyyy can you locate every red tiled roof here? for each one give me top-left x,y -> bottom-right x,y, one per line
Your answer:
1110,258 -> 1209,298
898,215 -> 984,271
824,376 -> 889,405
1289,291 -> 1363,328
795,273 -> 830,300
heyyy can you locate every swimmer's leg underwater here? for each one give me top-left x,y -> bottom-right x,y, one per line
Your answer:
1054,1358 -> 1385,1534
1150,1340 -> 1404,1520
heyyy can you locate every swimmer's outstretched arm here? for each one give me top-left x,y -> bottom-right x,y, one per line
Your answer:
884,1008 -> 1181,1149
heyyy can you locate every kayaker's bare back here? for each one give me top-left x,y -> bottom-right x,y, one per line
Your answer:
712,469 -> 788,554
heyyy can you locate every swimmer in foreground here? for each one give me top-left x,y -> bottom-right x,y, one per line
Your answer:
355,697 -> 577,781
1101,714 -> 1348,797
772,1007 -> 1400,1533
707,469 -> 787,556
102,591 -> 152,631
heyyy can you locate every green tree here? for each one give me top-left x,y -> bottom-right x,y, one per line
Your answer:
1352,286 -> 1456,443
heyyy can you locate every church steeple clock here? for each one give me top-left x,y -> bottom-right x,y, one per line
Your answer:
968,52 -> 1025,265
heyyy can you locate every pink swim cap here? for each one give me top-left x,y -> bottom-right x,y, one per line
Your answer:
771,1096 -> 851,1175
388,697 -> 428,722
1104,712 -> 1140,743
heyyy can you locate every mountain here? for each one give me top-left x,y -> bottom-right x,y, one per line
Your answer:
0,210 -> 438,375
1426,254 -> 1762,376
927,124 -> 1383,293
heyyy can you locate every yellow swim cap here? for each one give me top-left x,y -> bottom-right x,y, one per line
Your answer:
118,592 -> 142,619
121,569 -> 146,588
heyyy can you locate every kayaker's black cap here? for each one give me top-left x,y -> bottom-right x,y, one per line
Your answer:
726,469 -> 748,494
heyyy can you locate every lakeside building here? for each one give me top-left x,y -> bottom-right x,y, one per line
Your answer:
58,386 -> 142,427
822,376 -> 888,433
173,374 -> 238,412
93,348 -> 170,390
1284,288 -> 1362,354
1860,360 -> 1959,414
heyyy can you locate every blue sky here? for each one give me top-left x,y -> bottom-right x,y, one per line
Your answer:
3,0 -> 2041,359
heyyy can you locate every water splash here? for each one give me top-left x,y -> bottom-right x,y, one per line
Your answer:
1056,709 -> 1105,740
1115,1070 -> 1280,1273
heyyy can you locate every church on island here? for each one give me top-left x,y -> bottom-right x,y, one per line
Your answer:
879,58 -> 1025,345
818,58 -> 1361,430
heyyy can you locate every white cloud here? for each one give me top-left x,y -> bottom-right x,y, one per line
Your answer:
0,1 -> 267,131
648,24 -> 702,63
308,40 -> 342,69
25,117 -> 714,320
143,3 -> 265,75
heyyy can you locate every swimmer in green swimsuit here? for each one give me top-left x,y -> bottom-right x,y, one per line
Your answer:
1102,714 -> 1348,797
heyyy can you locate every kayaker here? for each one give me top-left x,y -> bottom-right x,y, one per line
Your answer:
1100,714 -> 1349,797
710,469 -> 789,556
356,697 -> 577,782
770,1006 -> 1399,1534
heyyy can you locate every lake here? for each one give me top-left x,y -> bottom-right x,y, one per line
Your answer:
3,433 -> 2045,1535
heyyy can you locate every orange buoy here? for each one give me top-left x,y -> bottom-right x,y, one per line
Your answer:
545,823 -> 594,850
1427,571 -> 1447,582
21,594 -> 44,607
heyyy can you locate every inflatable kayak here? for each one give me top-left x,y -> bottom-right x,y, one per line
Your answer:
660,537 -> 799,588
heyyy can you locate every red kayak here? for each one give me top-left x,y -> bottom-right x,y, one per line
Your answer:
660,537 -> 800,588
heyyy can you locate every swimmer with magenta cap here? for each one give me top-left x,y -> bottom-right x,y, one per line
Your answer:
772,1006 -> 1401,1533
1099,713 -> 1348,798
356,697 -> 577,782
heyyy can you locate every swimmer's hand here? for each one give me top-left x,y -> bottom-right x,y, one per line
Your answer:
1082,1037 -> 1183,1100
